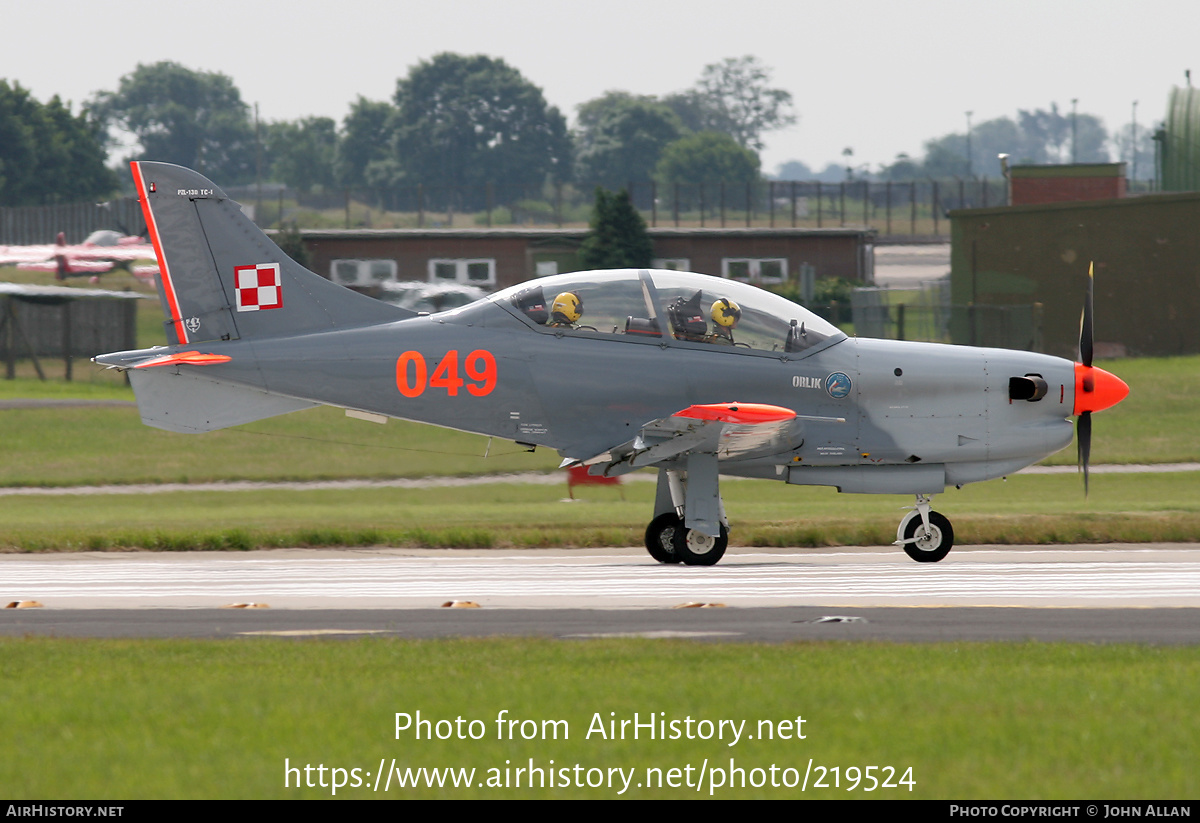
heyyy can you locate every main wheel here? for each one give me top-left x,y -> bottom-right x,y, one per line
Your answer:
900,511 -> 954,563
673,523 -> 728,566
644,514 -> 683,564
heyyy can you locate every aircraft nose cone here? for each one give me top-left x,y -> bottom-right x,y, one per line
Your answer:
1073,363 -> 1130,415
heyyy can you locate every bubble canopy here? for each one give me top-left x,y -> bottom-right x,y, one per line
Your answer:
488,269 -> 846,358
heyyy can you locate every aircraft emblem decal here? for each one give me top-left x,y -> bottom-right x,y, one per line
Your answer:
825,372 -> 852,399
234,263 -> 283,311
184,316 -> 201,334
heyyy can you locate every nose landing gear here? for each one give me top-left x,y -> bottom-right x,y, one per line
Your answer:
895,494 -> 954,563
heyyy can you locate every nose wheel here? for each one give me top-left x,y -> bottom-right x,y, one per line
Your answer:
895,495 -> 954,563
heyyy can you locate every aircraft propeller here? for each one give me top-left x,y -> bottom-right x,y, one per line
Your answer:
1074,262 -> 1129,494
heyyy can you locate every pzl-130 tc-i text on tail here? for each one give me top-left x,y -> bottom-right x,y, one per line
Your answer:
95,161 -> 1130,566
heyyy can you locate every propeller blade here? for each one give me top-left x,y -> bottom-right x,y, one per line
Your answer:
1077,411 -> 1092,497
1079,262 -> 1094,368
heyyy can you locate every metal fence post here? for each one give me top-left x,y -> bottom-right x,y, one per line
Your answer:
62,302 -> 72,381
932,180 -> 939,236
885,181 -> 892,235
3,297 -> 12,380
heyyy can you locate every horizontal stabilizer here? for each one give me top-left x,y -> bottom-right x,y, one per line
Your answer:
129,369 -> 317,433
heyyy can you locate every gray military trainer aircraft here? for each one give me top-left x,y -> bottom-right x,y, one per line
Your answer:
95,162 -> 1129,567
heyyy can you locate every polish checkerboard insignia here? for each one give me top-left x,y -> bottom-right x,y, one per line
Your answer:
234,263 -> 283,312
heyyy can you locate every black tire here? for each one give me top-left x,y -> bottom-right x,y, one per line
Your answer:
673,523 -> 729,566
644,514 -> 683,564
901,511 -> 954,563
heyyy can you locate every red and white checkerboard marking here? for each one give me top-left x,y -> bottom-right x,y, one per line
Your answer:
234,263 -> 283,311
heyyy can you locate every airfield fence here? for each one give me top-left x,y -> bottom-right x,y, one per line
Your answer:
246,178 -> 1007,237
0,293 -> 140,380
240,175 -> 1156,234
2,178 -> 1163,243
850,284 -> 1043,351
0,200 -> 146,246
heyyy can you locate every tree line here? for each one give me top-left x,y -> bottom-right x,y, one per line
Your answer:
0,55 -> 1151,207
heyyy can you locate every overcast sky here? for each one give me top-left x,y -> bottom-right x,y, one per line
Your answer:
3,0 -> 1195,177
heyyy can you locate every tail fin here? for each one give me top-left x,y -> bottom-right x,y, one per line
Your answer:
131,161 -> 408,346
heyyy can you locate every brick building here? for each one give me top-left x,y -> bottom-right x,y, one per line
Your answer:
1009,163 -> 1127,206
296,226 -> 875,292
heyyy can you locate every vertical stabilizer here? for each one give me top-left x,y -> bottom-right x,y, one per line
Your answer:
132,161 -> 408,346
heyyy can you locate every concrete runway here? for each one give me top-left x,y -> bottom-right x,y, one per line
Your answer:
3,544 -> 1199,643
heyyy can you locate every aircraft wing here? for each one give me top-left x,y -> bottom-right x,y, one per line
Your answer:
564,402 -> 804,478
0,245 -> 58,265
71,245 -> 157,262
0,243 -> 155,267
17,259 -> 114,274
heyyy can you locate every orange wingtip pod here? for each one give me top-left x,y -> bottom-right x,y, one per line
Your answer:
1073,364 -> 1130,415
133,351 -> 233,369
674,402 -> 797,425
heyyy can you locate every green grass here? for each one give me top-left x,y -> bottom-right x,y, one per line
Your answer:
3,471 -> 1199,552
0,403 -> 561,487
1,637 -> 1195,799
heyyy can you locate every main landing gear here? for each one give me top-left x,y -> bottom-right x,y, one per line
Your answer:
644,514 -> 729,566
894,494 -> 954,562
643,462 -> 729,566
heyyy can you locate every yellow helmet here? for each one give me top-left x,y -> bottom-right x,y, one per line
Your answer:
711,297 -> 741,329
550,291 -> 583,324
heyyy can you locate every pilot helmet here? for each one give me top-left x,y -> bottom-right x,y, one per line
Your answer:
711,297 -> 742,329
551,291 -> 583,324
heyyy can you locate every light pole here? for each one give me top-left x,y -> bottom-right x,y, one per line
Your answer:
1071,98 -> 1078,164
965,111 -> 974,178
1131,100 -> 1139,183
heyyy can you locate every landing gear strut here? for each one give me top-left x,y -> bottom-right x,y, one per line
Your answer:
895,494 -> 954,562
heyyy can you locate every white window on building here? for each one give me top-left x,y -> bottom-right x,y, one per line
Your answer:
652,258 -> 690,271
429,258 -> 496,287
721,258 -> 787,285
535,261 -> 558,276
330,259 -> 398,287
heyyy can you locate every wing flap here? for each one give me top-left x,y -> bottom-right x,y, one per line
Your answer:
571,401 -> 803,475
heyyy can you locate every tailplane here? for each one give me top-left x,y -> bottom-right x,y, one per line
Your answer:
97,162 -> 412,434
131,161 -> 408,346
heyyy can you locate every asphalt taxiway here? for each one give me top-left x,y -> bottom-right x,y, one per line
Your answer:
3,544 -> 1198,643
